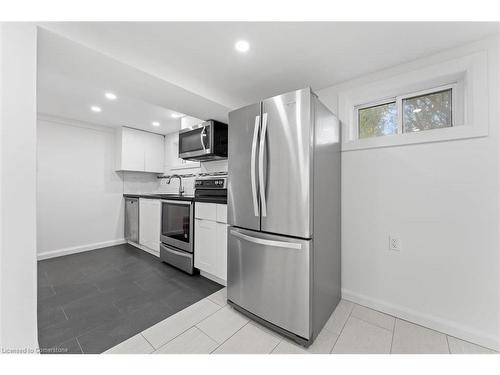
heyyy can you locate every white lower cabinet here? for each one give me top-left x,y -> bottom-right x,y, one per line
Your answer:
139,198 -> 161,255
194,203 -> 227,282
194,218 -> 216,272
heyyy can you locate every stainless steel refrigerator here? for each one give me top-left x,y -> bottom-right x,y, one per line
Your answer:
227,87 -> 341,346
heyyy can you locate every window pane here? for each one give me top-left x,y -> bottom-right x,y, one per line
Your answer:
403,89 -> 452,133
358,102 -> 397,139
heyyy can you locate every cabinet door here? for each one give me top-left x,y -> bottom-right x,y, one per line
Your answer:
215,222 -> 228,282
121,128 -> 145,171
139,199 -> 161,253
216,204 -> 227,224
144,132 -> 165,173
194,218 -> 217,273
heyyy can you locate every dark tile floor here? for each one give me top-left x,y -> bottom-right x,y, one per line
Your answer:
37,244 -> 223,354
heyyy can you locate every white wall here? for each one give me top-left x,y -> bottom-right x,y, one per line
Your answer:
0,23 -> 38,352
37,117 -> 125,259
317,35 -> 500,350
122,171 -> 160,194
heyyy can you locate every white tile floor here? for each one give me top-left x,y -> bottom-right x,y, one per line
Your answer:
105,288 -> 497,354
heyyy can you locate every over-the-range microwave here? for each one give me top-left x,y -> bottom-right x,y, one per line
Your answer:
178,120 -> 228,161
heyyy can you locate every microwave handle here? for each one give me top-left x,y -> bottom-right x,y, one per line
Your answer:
200,125 -> 207,152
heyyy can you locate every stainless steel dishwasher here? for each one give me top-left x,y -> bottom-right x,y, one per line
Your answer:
124,197 -> 139,244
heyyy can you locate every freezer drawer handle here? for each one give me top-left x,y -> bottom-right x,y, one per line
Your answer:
230,229 -> 302,250
251,115 -> 260,217
259,112 -> 268,217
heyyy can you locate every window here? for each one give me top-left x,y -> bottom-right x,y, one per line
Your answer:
355,85 -> 456,140
358,101 -> 397,139
402,89 -> 452,133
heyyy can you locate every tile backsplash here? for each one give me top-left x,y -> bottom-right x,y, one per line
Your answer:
122,159 -> 227,196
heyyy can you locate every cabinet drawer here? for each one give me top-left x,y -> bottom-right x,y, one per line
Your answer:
195,202 -> 217,221
216,204 -> 227,223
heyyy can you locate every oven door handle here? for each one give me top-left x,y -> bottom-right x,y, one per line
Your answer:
161,200 -> 193,205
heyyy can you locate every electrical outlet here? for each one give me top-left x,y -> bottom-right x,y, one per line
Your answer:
389,236 -> 401,251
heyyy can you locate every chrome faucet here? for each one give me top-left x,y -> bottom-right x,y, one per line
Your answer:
167,174 -> 184,195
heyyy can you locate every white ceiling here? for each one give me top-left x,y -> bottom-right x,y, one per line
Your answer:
38,69 -> 183,134
40,22 -> 500,112
37,29 -> 230,134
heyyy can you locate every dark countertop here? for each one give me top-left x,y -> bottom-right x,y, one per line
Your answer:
123,193 -> 226,204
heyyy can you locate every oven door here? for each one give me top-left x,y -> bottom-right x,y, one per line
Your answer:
161,200 -> 193,252
178,124 -> 212,159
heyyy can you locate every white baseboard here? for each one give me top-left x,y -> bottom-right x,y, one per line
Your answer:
200,270 -> 226,286
37,239 -> 127,260
342,288 -> 500,352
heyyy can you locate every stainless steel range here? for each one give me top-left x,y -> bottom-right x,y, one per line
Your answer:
160,199 -> 195,274
194,173 -> 227,204
159,173 -> 228,275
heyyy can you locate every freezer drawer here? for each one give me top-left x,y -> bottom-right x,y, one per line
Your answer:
227,227 -> 311,339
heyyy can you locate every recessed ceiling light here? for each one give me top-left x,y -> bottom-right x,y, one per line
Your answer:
235,40 -> 250,53
413,108 -> 422,113
105,92 -> 117,100
171,113 -> 184,119
90,106 -> 102,113
152,121 -> 160,127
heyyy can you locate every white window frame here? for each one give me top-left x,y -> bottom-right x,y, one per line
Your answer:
354,83 -> 462,140
338,49 -> 488,151
354,97 -> 397,140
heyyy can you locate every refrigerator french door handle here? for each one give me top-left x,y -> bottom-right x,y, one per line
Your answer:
251,115 -> 260,217
259,112 -> 268,217
230,229 -> 302,249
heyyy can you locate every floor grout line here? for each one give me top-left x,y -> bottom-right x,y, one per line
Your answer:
389,317 -> 396,354
348,314 -> 394,333
144,298 -> 225,351
208,321 -> 250,354
140,332 -> 156,352
268,339 -> 281,354
330,301 -> 355,354
61,306 -> 69,321
75,337 -> 85,354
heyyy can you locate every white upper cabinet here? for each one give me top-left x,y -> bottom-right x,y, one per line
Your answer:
116,127 -> 165,173
144,131 -> 165,173
120,127 -> 145,171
